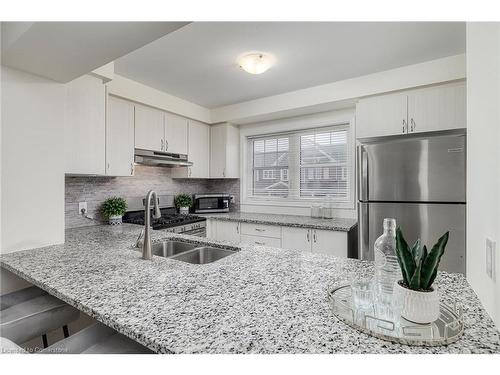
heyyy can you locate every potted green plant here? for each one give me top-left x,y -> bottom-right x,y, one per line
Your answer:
101,197 -> 127,225
175,194 -> 192,215
393,227 -> 449,324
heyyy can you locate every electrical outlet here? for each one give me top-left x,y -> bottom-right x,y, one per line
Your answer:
78,202 -> 88,216
486,238 -> 496,281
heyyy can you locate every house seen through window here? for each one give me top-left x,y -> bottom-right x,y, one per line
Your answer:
248,125 -> 350,202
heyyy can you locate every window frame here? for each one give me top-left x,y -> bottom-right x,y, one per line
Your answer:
240,111 -> 356,210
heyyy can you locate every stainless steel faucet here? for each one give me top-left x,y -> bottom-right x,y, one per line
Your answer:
142,190 -> 161,260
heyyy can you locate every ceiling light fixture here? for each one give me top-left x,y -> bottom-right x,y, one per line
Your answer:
238,52 -> 275,75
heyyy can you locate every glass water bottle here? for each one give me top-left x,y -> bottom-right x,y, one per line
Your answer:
373,218 -> 401,307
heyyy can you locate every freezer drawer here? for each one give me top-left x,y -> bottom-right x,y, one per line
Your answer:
358,134 -> 466,202
358,202 -> 465,274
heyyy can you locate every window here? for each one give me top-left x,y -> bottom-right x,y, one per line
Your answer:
300,130 -> 348,198
247,124 -> 351,203
252,137 -> 289,197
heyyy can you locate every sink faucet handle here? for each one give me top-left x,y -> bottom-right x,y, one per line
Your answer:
136,228 -> 145,248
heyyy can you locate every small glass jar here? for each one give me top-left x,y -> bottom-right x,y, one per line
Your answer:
351,277 -> 374,310
311,204 -> 323,218
322,195 -> 334,219
323,206 -> 333,219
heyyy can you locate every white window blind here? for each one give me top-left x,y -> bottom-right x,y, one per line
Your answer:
251,137 -> 289,197
247,124 -> 350,202
299,130 -> 348,198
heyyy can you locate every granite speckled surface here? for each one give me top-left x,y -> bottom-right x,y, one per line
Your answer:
200,212 -> 357,232
1,224 -> 499,354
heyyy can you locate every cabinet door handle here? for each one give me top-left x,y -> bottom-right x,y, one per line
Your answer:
131,162 -> 134,175
313,230 -> 317,243
222,168 -> 225,178
189,168 -> 192,177
255,241 -> 265,245
306,230 -> 310,242
161,139 -> 164,151
255,228 -> 266,232
165,139 -> 169,151
236,223 -> 239,234
410,118 -> 415,132
402,119 -> 407,133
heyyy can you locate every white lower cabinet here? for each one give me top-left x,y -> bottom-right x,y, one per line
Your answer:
240,223 -> 282,238
240,235 -> 281,247
209,219 -> 348,258
311,229 -> 348,258
214,220 -> 241,243
281,226 -> 312,252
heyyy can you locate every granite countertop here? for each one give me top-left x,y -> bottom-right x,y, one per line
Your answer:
199,212 -> 357,232
1,224 -> 499,354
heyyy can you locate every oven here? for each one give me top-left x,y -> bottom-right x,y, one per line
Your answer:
193,193 -> 230,213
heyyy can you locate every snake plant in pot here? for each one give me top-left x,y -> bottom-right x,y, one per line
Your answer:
393,227 -> 449,324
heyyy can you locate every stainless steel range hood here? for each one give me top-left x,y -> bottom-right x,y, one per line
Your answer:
134,148 -> 193,168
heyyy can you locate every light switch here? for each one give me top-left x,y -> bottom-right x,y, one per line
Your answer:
486,238 -> 496,281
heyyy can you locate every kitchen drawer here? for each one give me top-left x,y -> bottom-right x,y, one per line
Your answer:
240,223 -> 281,238
240,234 -> 281,248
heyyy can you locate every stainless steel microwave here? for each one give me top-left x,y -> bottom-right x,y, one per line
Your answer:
193,193 -> 230,213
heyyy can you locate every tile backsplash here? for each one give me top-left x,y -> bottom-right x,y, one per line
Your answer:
65,165 -> 240,229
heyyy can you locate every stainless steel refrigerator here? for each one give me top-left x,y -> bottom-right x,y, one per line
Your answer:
357,133 -> 466,274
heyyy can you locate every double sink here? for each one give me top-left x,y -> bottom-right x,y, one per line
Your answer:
139,240 -> 238,265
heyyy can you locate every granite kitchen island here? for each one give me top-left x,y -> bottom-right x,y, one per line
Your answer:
1,224 -> 499,354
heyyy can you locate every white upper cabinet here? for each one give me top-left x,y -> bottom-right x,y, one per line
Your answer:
210,123 -> 240,178
356,92 -> 408,139
106,96 -> 135,177
134,104 -> 164,152
356,82 -> 466,139
64,74 -> 106,175
189,120 -> 210,178
164,112 -> 188,155
172,119 -> 210,178
407,82 -> 466,134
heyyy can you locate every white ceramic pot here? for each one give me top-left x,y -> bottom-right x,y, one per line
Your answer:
179,207 -> 189,215
393,281 -> 440,324
108,215 -> 122,225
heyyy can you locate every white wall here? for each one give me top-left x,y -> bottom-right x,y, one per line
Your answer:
107,74 -> 212,124
1,66 -> 65,292
466,22 -> 500,327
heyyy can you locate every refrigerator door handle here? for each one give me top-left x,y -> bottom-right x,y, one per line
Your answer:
358,145 -> 368,201
358,202 -> 370,260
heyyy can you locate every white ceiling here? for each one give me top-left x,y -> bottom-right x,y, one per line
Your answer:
115,22 -> 465,109
1,22 -> 188,82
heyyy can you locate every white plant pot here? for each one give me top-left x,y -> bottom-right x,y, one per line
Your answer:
108,215 -> 122,225
179,207 -> 189,215
393,281 -> 440,324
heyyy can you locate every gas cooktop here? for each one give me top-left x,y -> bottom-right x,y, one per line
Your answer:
123,207 -> 206,230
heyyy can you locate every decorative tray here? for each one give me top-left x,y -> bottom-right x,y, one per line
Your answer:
327,284 -> 464,346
